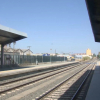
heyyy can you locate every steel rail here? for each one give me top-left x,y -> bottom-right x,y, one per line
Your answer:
36,62 -> 93,100
71,64 -> 95,100
0,63 -> 80,85
0,63 -> 81,94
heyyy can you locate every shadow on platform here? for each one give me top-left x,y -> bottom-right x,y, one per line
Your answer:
0,64 -> 35,71
57,69 -> 93,100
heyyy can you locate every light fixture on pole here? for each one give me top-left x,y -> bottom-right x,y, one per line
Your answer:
27,46 -> 31,55
50,49 -> 52,63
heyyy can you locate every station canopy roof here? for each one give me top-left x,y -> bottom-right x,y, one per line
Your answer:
0,24 -> 27,45
85,0 -> 100,42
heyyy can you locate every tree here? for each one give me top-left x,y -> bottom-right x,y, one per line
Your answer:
97,55 -> 100,59
97,55 -> 100,58
98,52 -> 100,55
92,53 -> 96,57
97,52 -> 100,59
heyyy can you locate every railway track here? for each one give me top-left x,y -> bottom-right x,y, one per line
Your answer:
0,63 -> 80,85
0,63 -> 81,93
37,62 -> 95,100
0,60 -> 95,100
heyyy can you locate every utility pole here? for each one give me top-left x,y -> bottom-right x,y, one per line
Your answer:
27,46 -> 31,55
50,49 -> 52,63
55,49 -> 56,55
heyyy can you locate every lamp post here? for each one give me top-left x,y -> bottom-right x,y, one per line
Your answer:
27,46 -> 31,55
64,55 -> 65,61
36,54 -> 38,65
50,49 -> 52,63
62,52 -> 65,62
42,54 -> 43,63
13,42 -> 16,64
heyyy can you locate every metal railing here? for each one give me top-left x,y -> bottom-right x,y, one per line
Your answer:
0,54 -> 67,66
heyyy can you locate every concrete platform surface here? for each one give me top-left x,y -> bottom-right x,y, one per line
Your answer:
0,61 -> 78,77
85,61 -> 100,100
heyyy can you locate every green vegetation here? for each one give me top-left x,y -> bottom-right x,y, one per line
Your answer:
97,55 -> 100,59
97,52 -> 100,59
82,56 -> 90,61
92,53 -> 96,58
26,54 -> 30,55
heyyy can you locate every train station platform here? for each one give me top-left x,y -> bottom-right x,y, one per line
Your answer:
85,61 -> 100,100
0,61 -> 79,77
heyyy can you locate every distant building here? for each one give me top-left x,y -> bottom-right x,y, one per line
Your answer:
0,44 -> 8,51
0,45 -> 33,56
50,53 -> 56,56
16,49 -> 33,55
82,55 -> 92,59
74,53 -> 87,59
43,53 -> 50,56
74,53 -> 86,55
86,48 -> 92,56
33,53 -> 43,56
75,55 -> 82,59
57,54 -> 72,58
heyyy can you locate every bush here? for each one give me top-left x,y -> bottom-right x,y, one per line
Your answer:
82,56 -> 90,61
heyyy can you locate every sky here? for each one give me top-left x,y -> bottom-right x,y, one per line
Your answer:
0,0 -> 99,54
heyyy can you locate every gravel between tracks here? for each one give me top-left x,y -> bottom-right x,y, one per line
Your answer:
2,63 -> 89,100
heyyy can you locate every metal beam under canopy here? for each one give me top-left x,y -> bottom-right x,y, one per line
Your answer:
0,24 -> 27,45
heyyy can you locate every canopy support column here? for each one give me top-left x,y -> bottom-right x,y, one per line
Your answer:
1,44 -> 4,67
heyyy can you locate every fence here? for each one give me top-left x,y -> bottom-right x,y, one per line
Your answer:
0,53 -> 20,66
0,54 -> 67,65
20,55 -> 67,64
